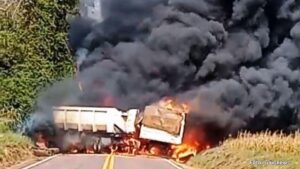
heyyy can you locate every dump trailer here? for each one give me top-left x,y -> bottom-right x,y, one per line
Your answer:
52,103 -> 186,145
52,106 -> 138,134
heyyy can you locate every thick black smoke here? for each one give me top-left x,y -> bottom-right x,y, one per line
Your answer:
29,0 -> 300,136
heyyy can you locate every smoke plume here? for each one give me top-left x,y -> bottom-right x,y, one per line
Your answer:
28,0 -> 300,136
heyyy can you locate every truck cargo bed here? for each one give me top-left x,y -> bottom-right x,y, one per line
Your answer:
52,106 -> 138,134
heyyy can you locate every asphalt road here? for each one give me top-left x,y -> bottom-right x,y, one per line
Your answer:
21,154 -> 183,169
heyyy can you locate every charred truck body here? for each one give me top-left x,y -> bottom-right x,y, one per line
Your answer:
36,99 -> 191,160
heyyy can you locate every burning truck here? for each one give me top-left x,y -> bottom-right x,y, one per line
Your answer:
33,98 -> 209,162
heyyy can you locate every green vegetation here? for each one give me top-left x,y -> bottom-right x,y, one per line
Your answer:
0,119 -> 12,133
188,131 -> 300,169
0,0 -> 78,167
0,0 -> 78,124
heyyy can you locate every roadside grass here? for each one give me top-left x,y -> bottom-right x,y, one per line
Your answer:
0,119 -> 11,133
188,131 -> 300,169
0,119 -> 34,168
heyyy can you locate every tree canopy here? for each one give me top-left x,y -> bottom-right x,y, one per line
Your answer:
0,0 -> 78,123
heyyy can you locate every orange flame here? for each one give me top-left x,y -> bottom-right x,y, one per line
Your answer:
149,146 -> 161,156
102,95 -> 115,107
170,124 -> 211,162
86,146 -> 95,154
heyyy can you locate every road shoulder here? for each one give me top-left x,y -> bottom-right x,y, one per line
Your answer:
8,155 -> 60,169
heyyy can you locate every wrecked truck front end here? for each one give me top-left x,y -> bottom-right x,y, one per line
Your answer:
139,104 -> 186,145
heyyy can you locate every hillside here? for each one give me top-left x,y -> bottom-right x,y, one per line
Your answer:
187,131 -> 300,169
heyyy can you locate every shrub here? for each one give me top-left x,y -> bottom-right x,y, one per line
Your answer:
0,0 -> 78,122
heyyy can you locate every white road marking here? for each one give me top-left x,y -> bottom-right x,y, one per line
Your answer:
21,154 -> 61,169
164,159 -> 184,169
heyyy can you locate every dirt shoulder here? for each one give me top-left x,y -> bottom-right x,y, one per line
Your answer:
0,132 -> 35,168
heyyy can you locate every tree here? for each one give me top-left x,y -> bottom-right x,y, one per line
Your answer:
0,0 -> 78,123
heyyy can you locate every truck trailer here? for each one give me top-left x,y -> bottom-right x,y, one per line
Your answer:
46,100 -> 187,154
